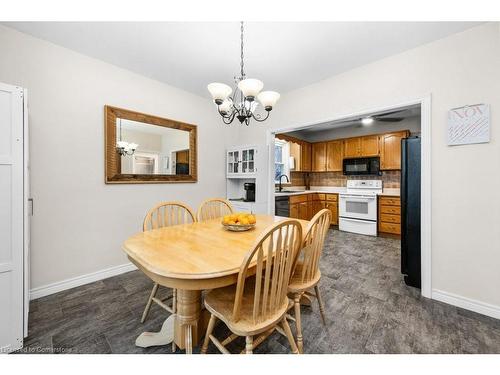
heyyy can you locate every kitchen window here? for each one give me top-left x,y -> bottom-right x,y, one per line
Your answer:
274,139 -> 290,182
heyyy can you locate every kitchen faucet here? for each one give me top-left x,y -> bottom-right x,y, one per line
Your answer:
278,174 -> 290,192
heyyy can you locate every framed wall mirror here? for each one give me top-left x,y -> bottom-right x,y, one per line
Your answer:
104,105 -> 197,184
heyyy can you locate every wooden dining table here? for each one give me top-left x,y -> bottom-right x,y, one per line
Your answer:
122,214 -> 310,353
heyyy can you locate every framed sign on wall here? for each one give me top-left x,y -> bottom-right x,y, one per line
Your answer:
447,103 -> 490,146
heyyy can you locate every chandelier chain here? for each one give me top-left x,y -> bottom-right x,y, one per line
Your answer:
240,21 -> 245,79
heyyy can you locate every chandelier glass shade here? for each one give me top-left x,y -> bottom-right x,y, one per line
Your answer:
207,22 -> 280,125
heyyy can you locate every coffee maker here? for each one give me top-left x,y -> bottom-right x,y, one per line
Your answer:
243,183 -> 255,202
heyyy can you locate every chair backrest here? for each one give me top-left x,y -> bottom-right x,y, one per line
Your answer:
197,198 -> 234,221
294,208 -> 331,284
143,201 -> 196,231
232,219 -> 303,324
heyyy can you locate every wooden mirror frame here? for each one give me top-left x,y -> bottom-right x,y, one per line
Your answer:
104,105 -> 197,184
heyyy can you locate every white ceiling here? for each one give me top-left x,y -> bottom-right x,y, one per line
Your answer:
4,22 -> 482,97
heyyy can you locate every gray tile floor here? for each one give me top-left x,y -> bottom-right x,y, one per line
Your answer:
19,230 -> 500,354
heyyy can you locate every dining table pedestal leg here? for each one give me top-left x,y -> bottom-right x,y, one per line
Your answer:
174,289 -> 202,353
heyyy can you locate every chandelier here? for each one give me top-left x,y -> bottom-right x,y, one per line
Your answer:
207,22 -> 280,126
116,118 -> 138,156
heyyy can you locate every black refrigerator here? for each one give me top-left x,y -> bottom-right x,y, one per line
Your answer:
401,137 -> 421,288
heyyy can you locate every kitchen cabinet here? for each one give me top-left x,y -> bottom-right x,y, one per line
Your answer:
289,193 -> 339,224
311,193 -> 325,217
326,140 -> 343,172
298,202 -> 310,220
378,196 -> 401,236
301,142 -> 312,172
343,135 -> 380,158
361,135 -> 380,156
325,194 -> 338,225
287,140 -> 312,172
290,194 -> 310,220
380,131 -> 409,170
343,138 -> 360,158
312,142 -> 327,172
289,141 -> 301,172
290,202 -> 298,219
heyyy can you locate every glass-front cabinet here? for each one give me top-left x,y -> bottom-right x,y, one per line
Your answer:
227,146 -> 257,177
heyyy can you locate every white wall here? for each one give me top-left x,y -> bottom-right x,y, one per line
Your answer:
0,25 -> 235,290
239,23 -> 500,309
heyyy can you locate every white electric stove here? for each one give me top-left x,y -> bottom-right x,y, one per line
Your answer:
339,180 -> 382,236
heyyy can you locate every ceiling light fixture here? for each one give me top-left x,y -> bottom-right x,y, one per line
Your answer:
116,118 -> 138,156
361,117 -> 374,125
207,22 -> 280,126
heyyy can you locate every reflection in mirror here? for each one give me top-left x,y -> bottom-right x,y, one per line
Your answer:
116,118 -> 190,175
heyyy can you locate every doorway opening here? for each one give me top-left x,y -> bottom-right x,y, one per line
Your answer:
267,97 -> 431,298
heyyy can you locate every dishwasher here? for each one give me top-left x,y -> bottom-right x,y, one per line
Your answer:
275,195 -> 290,217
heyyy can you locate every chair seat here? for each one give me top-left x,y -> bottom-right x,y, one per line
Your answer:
204,277 -> 289,336
288,262 -> 321,293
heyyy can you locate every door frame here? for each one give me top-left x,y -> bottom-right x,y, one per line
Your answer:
266,95 -> 432,298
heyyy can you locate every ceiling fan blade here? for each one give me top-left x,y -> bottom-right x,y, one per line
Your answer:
375,117 -> 404,122
376,109 -> 407,117
334,118 -> 361,126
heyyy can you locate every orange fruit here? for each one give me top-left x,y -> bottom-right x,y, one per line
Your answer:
247,215 -> 256,224
240,217 -> 250,225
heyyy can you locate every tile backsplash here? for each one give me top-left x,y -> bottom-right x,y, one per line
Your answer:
291,170 -> 401,188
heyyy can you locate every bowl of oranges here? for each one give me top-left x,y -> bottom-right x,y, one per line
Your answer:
222,212 -> 257,232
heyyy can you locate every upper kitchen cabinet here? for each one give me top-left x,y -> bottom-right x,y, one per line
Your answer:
343,135 -> 380,158
380,130 -> 410,170
301,142 -> 312,172
289,140 -> 312,172
360,135 -> 380,156
343,137 -> 360,158
289,141 -> 301,171
312,142 -> 327,172
326,140 -> 343,172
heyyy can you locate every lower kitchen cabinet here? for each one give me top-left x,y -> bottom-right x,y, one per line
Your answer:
289,193 -> 339,223
290,194 -> 311,220
378,195 -> 401,236
325,194 -> 338,225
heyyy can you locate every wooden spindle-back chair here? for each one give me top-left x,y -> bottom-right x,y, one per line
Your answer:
141,201 -> 196,352
288,208 -> 331,353
201,219 -> 303,354
143,201 -> 196,231
196,198 -> 234,222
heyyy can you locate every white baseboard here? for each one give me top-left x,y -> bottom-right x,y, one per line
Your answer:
29,263 -> 137,300
432,289 -> 500,320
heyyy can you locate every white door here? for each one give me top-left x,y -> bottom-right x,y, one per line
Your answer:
0,83 -> 25,353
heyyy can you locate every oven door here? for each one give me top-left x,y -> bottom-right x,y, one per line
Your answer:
339,194 -> 377,221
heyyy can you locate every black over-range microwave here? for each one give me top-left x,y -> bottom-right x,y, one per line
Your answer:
343,157 -> 381,176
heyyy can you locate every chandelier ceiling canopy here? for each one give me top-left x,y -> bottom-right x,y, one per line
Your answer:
207,22 -> 280,126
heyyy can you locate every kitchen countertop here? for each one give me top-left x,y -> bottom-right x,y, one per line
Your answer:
275,186 -> 400,197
